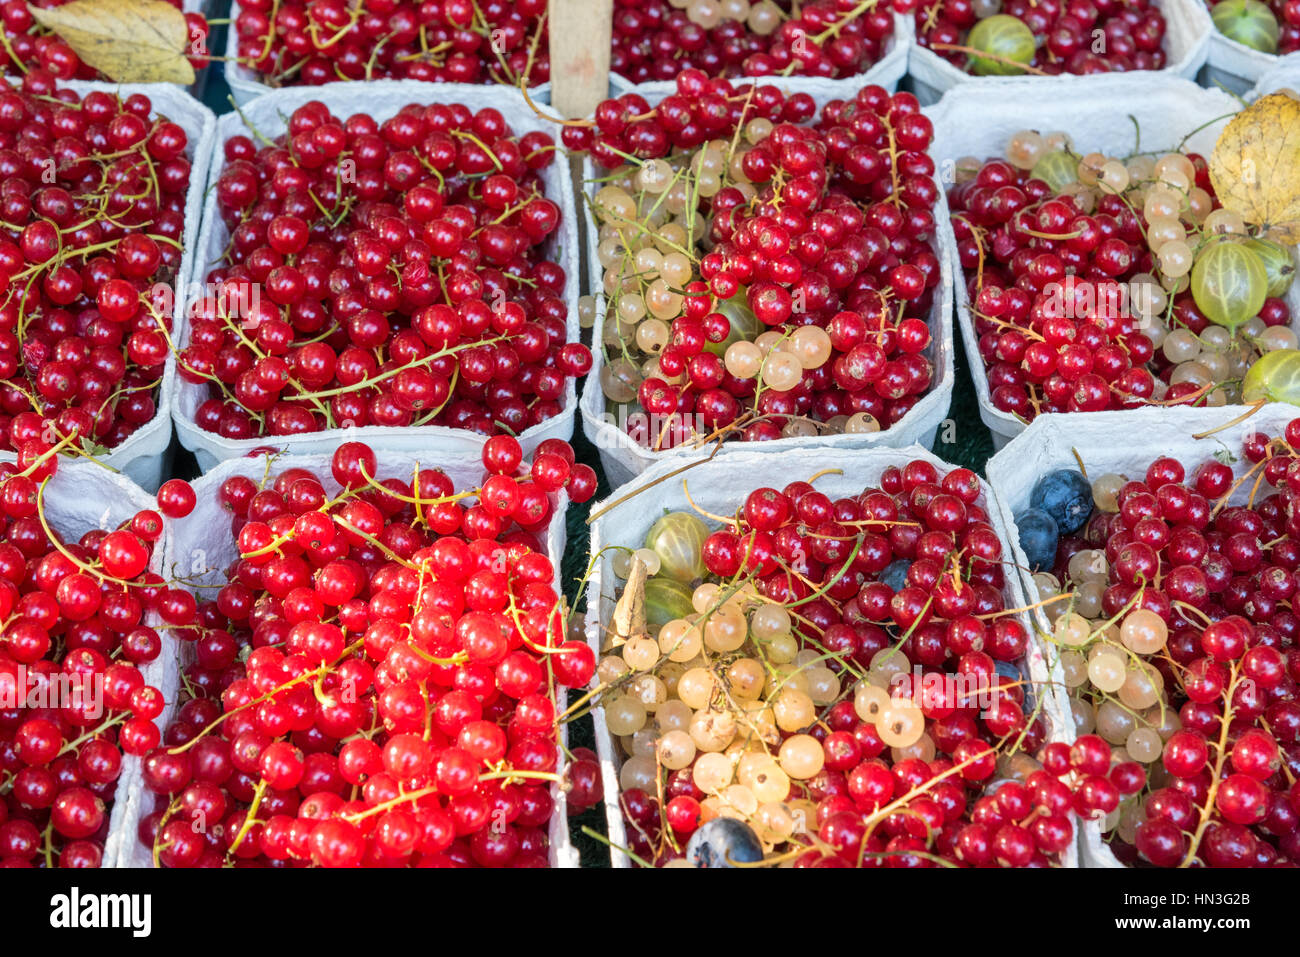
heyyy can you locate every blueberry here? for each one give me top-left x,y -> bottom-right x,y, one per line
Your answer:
1014,507 -> 1059,571
995,660 -> 1034,715
684,817 -> 764,868
880,559 -> 910,592
1030,469 -> 1093,534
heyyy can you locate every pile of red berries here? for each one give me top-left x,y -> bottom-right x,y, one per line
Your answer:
1038,428 -> 1300,867
917,0 -> 1169,75
135,437 -> 599,868
0,453 -> 196,868
561,71 -> 821,165
186,98 -> 591,441
952,142 -> 1292,420
0,74 -> 192,456
0,0 -> 209,80
609,0 -> 900,85
234,0 -> 548,89
955,155 -> 1167,417
570,74 -> 942,449
597,459 -> 1144,866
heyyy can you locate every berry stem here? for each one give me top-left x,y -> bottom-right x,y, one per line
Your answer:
929,42 -> 1050,75
42,820 -> 54,869
579,824 -> 654,868
585,444 -> 723,523
34,480 -> 146,591
226,778 -> 268,857
680,479 -> 740,527
1190,399 -> 1265,439
1178,660 -> 1242,867
56,714 -> 127,759
165,654 -> 354,754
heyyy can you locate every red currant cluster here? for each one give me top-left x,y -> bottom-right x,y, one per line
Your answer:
687,96 -> 940,440
187,98 -> 591,440
953,156 -> 1291,419
917,0 -> 1168,75
1047,435 -> 1300,867
610,0 -> 899,85
0,453 -> 197,869
0,0 -> 209,80
561,72 -> 819,165
135,437 -> 599,868
234,0 -> 548,89
1208,0 -> 1300,53
956,158 -> 1163,416
609,461 -> 1137,867
0,75 -> 191,456
572,74 -> 941,449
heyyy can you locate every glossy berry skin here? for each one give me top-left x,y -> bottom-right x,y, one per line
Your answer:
195,98 -> 589,445
1030,469 -> 1093,533
1037,419 -> 1300,867
132,440 -> 581,869
1216,774 -> 1269,826
1014,507 -> 1059,570
609,1 -> 896,84
157,479 -> 197,518
685,818 -> 764,867
237,1 -> 551,88
1163,731 -> 1209,779
613,458 -> 1128,869
1207,0 -> 1300,55
575,74 -> 939,454
0,451 -> 171,869
0,80 -> 190,456
948,145 -> 1263,423
1230,730 -> 1280,780
918,0 -> 1170,75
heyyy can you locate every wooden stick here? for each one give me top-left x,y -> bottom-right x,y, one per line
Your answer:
549,0 -> 613,119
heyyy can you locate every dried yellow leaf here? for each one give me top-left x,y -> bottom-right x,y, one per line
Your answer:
29,0 -> 195,85
1209,93 -> 1300,245
605,556 -> 647,651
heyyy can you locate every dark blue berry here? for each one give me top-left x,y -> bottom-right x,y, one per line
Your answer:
1030,469 -> 1093,534
685,817 -> 763,868
996,660 -> 1034,714
1014,507 -> 1059,571
880,559 -> 909,592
